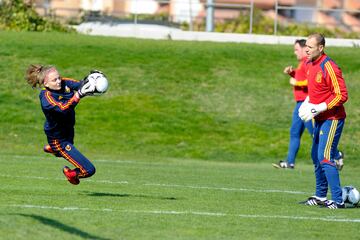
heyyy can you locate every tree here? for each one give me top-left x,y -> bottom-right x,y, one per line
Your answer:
0,0 -> 73,32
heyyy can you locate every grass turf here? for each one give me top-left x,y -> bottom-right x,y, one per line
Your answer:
1,154 -> 360,240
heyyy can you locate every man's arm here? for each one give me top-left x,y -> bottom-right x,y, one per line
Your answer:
323,61 -> 348,109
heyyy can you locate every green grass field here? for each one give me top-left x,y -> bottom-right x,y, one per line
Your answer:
1,31 -> 360,239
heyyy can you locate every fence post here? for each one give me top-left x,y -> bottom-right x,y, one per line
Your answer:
249,0 -> 254,34
189,0 -> 193,31
206,0 -> 214,32
134,0 -> 138,24
44,0 -> 50,16
274,0 -> 278,35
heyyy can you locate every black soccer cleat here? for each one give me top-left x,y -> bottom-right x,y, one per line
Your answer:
299,196 -> 327,206
322,200 -> 345,209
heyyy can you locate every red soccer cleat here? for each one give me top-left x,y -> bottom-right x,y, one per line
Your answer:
63,166 -> 80,185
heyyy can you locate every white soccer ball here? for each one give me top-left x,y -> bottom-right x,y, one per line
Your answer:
342,186 -> 360,207
87,72 -> 109,95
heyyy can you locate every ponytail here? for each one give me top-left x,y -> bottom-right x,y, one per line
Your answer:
25,64 -> 55,88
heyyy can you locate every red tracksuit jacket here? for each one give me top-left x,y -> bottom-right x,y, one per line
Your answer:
289,57 -> 308,101
306,53 -> 348,121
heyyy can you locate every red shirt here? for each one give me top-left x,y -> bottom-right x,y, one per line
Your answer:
289,57 -> 308,101
307,53 -> 348,120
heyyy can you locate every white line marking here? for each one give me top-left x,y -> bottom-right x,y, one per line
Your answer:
1,155 -> 308,194
7,204 -> 360,223
10,204 -> 88,211
4,155 -> 241,167
87,179 -> 129,184
0,174 -> 129,184
0,174 -> 52,180
5,155 -> 163,165
0,174 -> 306,195
145,183 -> 306,194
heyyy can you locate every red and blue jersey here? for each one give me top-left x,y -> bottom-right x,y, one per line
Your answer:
39,78 -> 81,139
289,57 -> 308,101
307,53 -> 348,120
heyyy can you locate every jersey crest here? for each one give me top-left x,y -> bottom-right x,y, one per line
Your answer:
65,144 -> 72,151
316,71 -> 322,83
65,86 -> 71,93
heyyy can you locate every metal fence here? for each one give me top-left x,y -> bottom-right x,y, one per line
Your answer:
34,0 -> 360,35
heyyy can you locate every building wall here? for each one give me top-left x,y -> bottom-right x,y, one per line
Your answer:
170,0 -> 203,22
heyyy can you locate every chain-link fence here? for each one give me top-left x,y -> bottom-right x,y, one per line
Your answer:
33,0 -> 360,35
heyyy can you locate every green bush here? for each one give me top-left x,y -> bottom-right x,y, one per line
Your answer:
0,0 -> 74,32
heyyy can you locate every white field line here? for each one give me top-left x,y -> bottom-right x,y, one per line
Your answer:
5,154 -> 248,167
6,204 -> 360,223
0,174 -> 129,184
6,155 -> 169,165
0,173 -> 307,195
144,183 -> 306,194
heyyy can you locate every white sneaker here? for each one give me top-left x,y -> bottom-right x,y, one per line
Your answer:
272,161 -> 294,169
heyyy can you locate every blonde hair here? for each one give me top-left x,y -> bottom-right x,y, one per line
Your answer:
25,64 -> 56,88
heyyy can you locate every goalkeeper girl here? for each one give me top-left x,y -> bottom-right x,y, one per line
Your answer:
26,65 -> 96,185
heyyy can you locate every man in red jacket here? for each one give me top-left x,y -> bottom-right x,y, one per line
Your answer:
273,39 -> 314,169
274,39 -> 344,170
299,33 -> 348,209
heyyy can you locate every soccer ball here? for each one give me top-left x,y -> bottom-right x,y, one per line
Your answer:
87,72 -> 109,95
342,186 -> 360,207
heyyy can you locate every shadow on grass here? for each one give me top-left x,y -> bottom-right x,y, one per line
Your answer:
85,191 -> 177,200
16,214 -> 110,240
